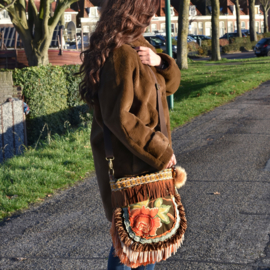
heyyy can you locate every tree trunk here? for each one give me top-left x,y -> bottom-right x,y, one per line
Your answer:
235,0 -> 242,37
211,0 -> 221,61
177,0 -> 189,70
262,5 -> 269,33
249,0 -> 257,41
17,27 -> 52,66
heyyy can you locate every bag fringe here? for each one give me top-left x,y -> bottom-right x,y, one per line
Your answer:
111,178 -> 176,209
110,193 -> 187,268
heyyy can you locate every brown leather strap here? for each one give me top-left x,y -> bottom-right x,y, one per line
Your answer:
103,124 -> 114,159
148,67 -> 168,138
103,66 -> 168,159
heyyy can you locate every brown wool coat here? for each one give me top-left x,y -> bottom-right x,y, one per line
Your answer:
90,35 -> 181,222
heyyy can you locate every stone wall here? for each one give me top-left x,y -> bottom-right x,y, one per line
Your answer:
0,71 -> 22,104
0,100 -> 27,163
0,71 -> 26,163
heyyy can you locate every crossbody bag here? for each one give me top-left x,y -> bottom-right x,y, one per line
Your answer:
102,66 -> 187,268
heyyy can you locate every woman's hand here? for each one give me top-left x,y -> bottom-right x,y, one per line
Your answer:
134,46 -> 162,67
166,154 -> 177,169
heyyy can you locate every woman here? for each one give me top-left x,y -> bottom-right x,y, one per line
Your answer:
79,0 -> 181,269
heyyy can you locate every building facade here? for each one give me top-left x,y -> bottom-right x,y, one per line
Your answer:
0,1 -> 78,29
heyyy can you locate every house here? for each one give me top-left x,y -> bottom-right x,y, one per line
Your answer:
0,1 -> 78,29
171,0 -> 264,36
72,0 -> 179,36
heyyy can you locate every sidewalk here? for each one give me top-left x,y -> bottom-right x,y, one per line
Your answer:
1,82 -> 270,269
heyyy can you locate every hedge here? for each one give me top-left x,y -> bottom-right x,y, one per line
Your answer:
12,65 -> 89,145
199,33 -> 270,55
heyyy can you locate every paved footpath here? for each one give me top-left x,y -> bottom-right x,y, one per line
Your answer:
1,82 -> 270,270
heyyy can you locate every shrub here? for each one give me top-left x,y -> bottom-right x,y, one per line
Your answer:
263,32 -> 270,38
12,65 -> 88,145
188,42 -> 199,52
219,39 -> 229,46
198,45 -> 210,56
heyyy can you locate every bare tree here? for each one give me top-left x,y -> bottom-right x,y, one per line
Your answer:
260,0 -> 270,32
0,0 -> 78,66
0,0 -> 16,11
177,0 -> 190,69
249,0 -> 258,41
211,0 -> 221,60
233,0 -> 242,37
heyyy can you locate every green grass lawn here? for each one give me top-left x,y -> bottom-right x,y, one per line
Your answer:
0,125 -> 94,220
170,57 -> 270,129
1,56 -> 270,220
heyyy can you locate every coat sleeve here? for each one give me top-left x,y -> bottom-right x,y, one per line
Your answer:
156,53 -> 181,96
98,46 -> 173,171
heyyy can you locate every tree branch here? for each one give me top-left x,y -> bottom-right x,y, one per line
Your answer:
42,0 -> 51,38
49,0 -> 78,28
0,0 -> 16,12
28,0 -> 38,18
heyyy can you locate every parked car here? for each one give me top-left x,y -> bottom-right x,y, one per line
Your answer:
220,32 -> 247,39
155,34 -> 166,42
187,35 -> 196,42
189,34 -> 211,41
235,29 -> 249,35
254,38 -> 270,57
173,36 -> 197,43
143,34 -> 177,58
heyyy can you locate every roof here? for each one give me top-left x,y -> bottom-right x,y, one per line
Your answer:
227,0 -> 235,6
190,1 -> 202,16
156,0 -> 178,17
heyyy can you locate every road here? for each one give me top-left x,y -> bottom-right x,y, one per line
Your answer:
1,82 -> 270,269
192,51 -> 257,61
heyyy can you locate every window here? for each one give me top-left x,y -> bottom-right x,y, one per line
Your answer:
171,23 -> 175,33
191,22 -> 197,35
189,6 -> 197,16
219,21 -> 224,37
170,7 -> 175,16
261,21 -> 264,33
241,21 -> 245,29
205,22 -> 211,36
198,22 -> 203,35
256,22 -> 260,33
161,23 -> 166,32
255,7 -> 259,14
228,21 -> 233,33
0,10 -> 9,19
83,25 -> 90,33
89,7 -> 98,17
91,25 -> 96,32
207,6 -> 212,14
151,24 -> 157,32
64,14 -> 72,23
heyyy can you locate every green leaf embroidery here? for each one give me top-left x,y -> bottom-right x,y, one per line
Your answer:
154,198 -> 171,224
130,198 -> 150,209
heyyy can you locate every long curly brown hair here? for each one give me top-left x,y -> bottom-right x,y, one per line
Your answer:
78,0 -> 159,105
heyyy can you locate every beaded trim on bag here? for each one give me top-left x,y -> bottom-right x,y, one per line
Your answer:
110,169 -> 173,192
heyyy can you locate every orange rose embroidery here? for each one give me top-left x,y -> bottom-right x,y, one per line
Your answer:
129,206 -> 162,237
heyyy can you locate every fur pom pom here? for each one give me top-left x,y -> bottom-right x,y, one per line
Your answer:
173,166 -> 187,189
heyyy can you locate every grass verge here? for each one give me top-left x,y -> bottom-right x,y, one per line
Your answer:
1,56 -> 270,220
170,57 -> 270,129
0,124 -> 94,220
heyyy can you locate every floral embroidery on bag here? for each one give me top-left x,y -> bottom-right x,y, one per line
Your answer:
128,197 -> 173,237
129,206 -> 162,237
